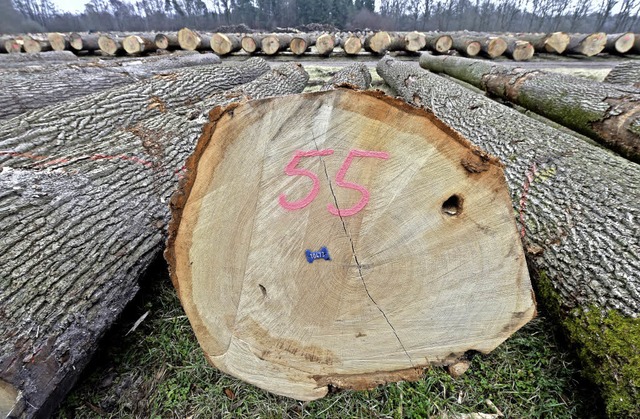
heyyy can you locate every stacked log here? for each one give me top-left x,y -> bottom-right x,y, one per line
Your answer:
0,53 -> 222,120
122,34 -> 156,55
177,28 -> 211,51
47,33 -> 69,52
290,34 -> 316,55
566,33 -> 607,56
241,34 -> 262,53
503,37 -> 534,61
98,34 -> 124,55
155,33 -> 180,50
69,33 -> 100,53
418,53 -> 640,162
605,32 -> 635,54
341,34 -> 363,55
424,32 -> 453,53
261,33 -> 292,55
405,31 -> 426,52
377,55 -> 640,418
0,59 -> 307,418
450,36 -> 481,57
211,33 -> 242,55
516,32 -> 570,54
23,36 -> 52,54
315,33 -> 336,56
364,31 -> 404,54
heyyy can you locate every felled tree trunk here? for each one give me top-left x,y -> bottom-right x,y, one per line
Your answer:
605,32 -> 635,54
122,34 -> 156,55
155,33 -> 179,50
290,34 -> 316,55
98,34 -> 124,55
566,33 -> 606,56
377,56 -> 640,418
261,33 -> 292,55
604,61 -> 640,87
165,86 -> 534,401
2,38 -> 22,53
320,62 -> 371,91
241,34 -> 262,53
516,32 -> 569,54
178,28 -> 211,51
69,33 -> 100,53
341,34 -> 363,55
424,32 -> 453,53
405,31 -> 426,52
364,31 -> 404,54
0,62 -> 308,419
418,53 -> 640,162
0,58 -> 269,167
0,53 -> 222,120
503,37 -> 534,61
47,33 -> 69,52
315,33 -> 336,56
450,36 -> 481,57
23,36 -> 52,54
0,50 -> 77,67
211,33 -> 242,55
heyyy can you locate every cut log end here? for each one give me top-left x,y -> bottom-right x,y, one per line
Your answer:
241,36 -> 258,53
98,35 -> 120,55
434,35 -> 453,53
211,33 -> 240,55
178,28 -> 201,51
290,37 -> 309,55
511,41 -> 534,61
464,41 -> 481,56
343,36 -> 362,55
166,89 -> 535,401
47,33 -> 67,51
315,34 -> 335,56
405,31 -> 426,52
486,37 -> 507,58
366,32 -> 392,54
544,32 -> 570,54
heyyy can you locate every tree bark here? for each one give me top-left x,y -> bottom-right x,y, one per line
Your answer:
604,61 -> 640,87
0,62 -> 308,419
0,57 -> 269,167
154,33 -> 179,50
320,63 -> 371,91
69,33 -> 100,52
605,32 -> 635,54
290,34 -> 316,55
418,53 -> 640,162
516,32 -> 569,54
0,53 -> 222,121
47,33 -> 69,52
260,33 -> 292,55
424,32 -> 453,54
122,34 -> 156,55
211,33 -> 242,55
165,87 -> 534,402
177,28 -> 211,51
0,50 -> 77,67
566,33 -> 607,56
377,56 -> 640,417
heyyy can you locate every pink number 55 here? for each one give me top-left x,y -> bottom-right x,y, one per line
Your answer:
279,149 -> 389,216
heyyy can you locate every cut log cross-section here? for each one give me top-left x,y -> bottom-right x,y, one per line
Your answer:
165,89 -> 536,401
211,33 -> 242,55
566,32 -> 607,56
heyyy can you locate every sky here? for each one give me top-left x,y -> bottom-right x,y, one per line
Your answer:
52,0 -> 86,13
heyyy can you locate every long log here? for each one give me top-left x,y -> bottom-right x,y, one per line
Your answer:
0,53 -> 222,120
155,33 -> 179,50
315,33 -> 336,56
241,34 -> 262,53
515,32 -> 569,54
364,31 -> 404,54
211,33 -> 242,55
122,34 -> 156,55
604,61 -> 640,87
503,37 -> 534,61
0,50 -> 77,67
566,33 -> 606,56
424,33 -> 453,54
165,85 -> 534,401
47,33 -> 69,52
178,28 -> 211,51
98,34 -> 124,55
377,56 -> 640,418
320,62 -> 371,91
0,57 -> 269,167
290,34 -> 316,55
23,36 -> 52,54
341,34 -> 363,55
450,36 -> 481,57
605,32 -> 635,54
418,53 -> 640,162
69,33 -> 100,52
405,31 -> 426,52
0,62 -> 309,418
261,33 -> 292,55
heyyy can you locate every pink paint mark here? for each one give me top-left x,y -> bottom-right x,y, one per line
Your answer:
279,149 -> 334,211
519,162 -> 537,238
327,149 -> 389,217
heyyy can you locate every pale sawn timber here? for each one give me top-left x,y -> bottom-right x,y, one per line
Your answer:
320,62 -> 372,91
0,53 -> 222,120
604,61 -> 640,87
165,88 -> 535,401
0,62 -> 309,418
419,53 -> 640,162
0,58 -> 269,168
377,56 -> 640,417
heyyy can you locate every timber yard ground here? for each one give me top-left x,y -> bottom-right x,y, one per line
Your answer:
54,52 -> 627,418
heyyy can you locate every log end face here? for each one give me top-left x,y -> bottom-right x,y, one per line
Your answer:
155,34 -> 169,49
68,33 -> 83,51
47,33 -> 67,51
616,32 -> 635,53
343,37 -> 362,55
436,35 -> 453,53
98,35 -> 119,55
0,379 -> 19,418
178,28 -> 200,51
241,36 -> 257,53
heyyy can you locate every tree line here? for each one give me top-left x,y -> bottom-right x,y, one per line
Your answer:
2,0 -> 639,34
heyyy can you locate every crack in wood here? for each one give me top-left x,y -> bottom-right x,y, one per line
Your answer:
312,139 -> 414,367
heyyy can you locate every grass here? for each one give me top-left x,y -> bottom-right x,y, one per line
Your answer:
57,259 -> 602,419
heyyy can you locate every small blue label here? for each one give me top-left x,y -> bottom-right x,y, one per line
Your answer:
305,246 -> 331,263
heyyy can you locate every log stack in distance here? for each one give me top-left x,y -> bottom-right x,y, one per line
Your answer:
165,89 -> 536,401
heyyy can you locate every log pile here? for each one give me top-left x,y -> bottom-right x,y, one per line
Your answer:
377,56 -> 640,418
2,30 -> 639,60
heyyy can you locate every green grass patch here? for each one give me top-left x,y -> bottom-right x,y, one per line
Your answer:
57,260 -> 601,418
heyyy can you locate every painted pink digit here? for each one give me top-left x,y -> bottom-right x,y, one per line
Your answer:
328,149 -> 389,217
279,149 -> 334,211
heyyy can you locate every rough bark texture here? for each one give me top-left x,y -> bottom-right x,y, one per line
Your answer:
0,50 -> 77,67
566,33 -> 607,56
604,61 -> 640,87
211,33 -> 241,55
0,53 -> 222,121
320,63 -> 372,91
377,56 -> 640,417
0,58 -> 269,168
0,62 -> 307,419
418,53 -> 640,162
605,32 -> 635,54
